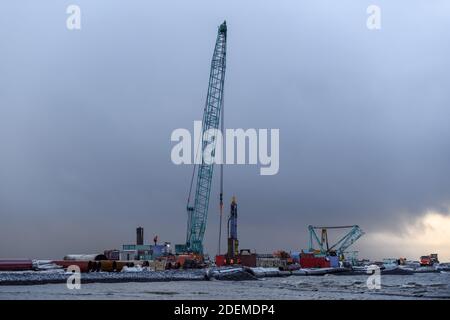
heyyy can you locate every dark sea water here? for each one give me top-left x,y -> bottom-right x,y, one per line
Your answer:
1,272 -> 449,300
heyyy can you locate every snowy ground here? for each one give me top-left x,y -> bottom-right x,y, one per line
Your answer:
0,272 -> 449,300
0,269 -> 207,285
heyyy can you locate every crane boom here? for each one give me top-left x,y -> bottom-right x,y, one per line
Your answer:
308,225 -> 364,256
328,226 -> 364,254
177,21 -> 227,255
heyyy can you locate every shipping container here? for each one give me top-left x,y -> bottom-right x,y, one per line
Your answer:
256,256 -> 287,268
299,253 -> 331,268
104,250 -> 120,261
290,252 -> 301,263
328,256 -> 339,268
215,253 -> 257,267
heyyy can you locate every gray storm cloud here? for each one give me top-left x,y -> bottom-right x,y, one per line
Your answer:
0,0 -> 449,259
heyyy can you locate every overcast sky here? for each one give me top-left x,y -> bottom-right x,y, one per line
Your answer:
1,1 -> 449,261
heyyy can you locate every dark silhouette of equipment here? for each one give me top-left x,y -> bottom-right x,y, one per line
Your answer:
227,196 -> 239,258
136,227 -> 144,246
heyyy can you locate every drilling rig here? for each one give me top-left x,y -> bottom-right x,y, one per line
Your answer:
174,21 -> 227,263
227,196 -> 239,258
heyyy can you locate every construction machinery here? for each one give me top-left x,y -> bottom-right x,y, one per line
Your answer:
308,225 -> 364,259
175,21 -> 227,259
420,253 -> 439,266
215,197 -> 243,266
216,198 -> 274,268
227,196 -> 239,258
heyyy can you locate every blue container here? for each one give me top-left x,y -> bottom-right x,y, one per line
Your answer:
327,256 -> 339,268
290,251 -> 300,263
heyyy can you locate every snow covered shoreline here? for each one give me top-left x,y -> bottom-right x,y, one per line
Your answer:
0,267 -> 261,285
0,270 -> 209,286
2,266 -> 446,286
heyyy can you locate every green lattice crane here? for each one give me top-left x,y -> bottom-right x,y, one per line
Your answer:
175,21 -> 227,255
308,225 -> 364,257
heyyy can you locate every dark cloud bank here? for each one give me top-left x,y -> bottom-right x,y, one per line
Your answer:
1,1 -> 449,259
